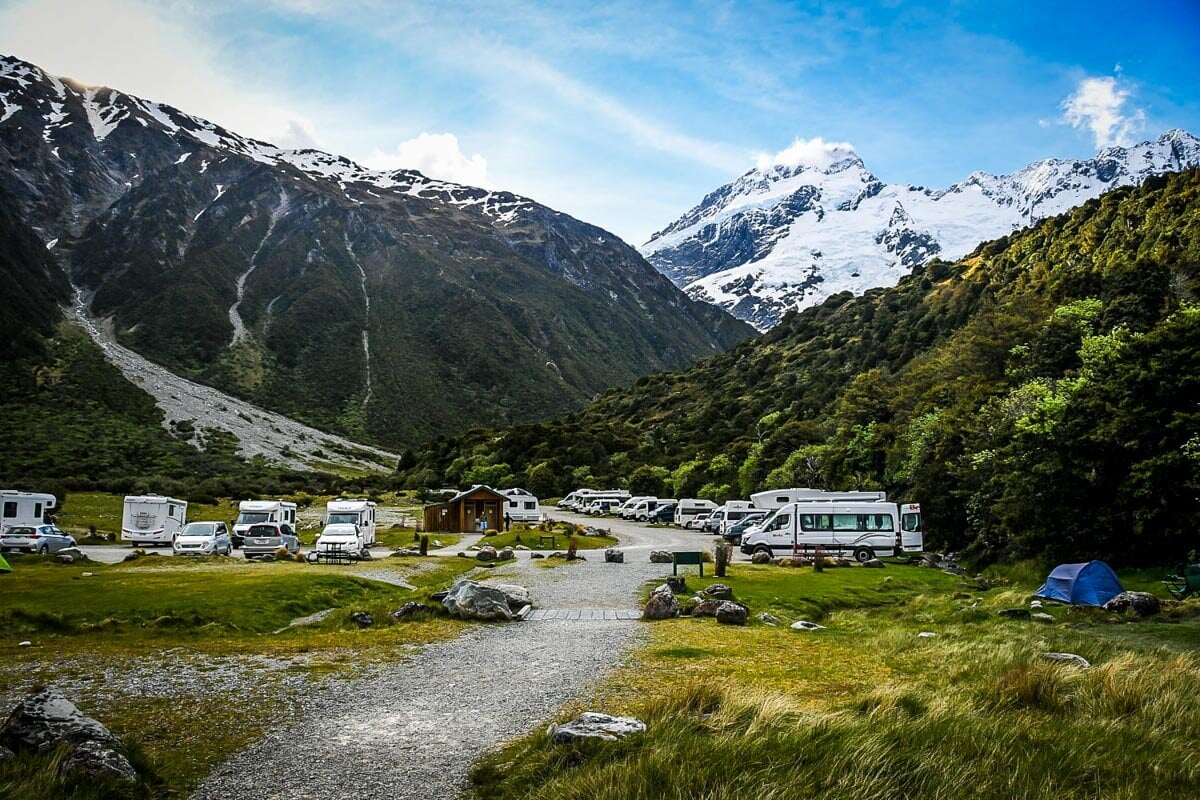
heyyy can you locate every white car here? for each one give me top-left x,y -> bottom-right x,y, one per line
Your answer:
685,513 -> 710,531
172,521 -> 233,556
315,523 -> 367,558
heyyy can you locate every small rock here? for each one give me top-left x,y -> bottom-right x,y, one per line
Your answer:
998,608 -> 1032,620
54,554 -> 75,565
0,745 -> 12,761
390,548 -> 421,557
467,545 -> 481,551
649,550 -> 674,564
751,551 -> 772,564
917,631 -> 937,638
666,577 -> 688,594
1102,591 -> 1161,617
715,601 -> 749,626
1041,652 -> 1090,668
476,546 -> 498,563
456,551 -> 469,558
17,641 -> 31,647
122,553 -> 140,562
757,612 -> 782,626
497,548 -> 515,561
391,602 -> 436,620
259,554 -> 275,562
1029,600 -> 1043,609
604,549 -> 624,564
530,553 -> 546,559
514,545 -> 530,551
548,712 -> 646,744
349,611 -> 374,628
703,583 -> 733,600
643,585 -> 679,620
433,540 -> 443,547
1031,612 -> 1056,622
58,739 -> 137,783
80,572 -> 94,578
862,558 -> 886,568
790,620 -> 825,631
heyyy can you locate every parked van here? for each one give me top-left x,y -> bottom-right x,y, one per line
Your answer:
617,496 -> 655,519
739,501 -> 924,562
325,499 -> 377,547
561,489 -> 629,511
705,501 -> 758,534
673,499 -> 717,527
122,495 -> 188,546
583,497 -> 623,515
501,488 -> 542,523
233,500 -> 299,549
750,488 -> 886,510
1,490 -> 56,530
632,498 -> 669,522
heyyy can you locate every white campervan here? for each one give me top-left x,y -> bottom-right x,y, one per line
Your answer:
233,500 -> 298,548
631,498 -> 663,522
501,488 -> 542,523
1,490 -> 56,530
617,496 -> 654,519
750,488 -> 886,510
673,499 -> 717,527
706,501 -> 758,534
739,500 -> 924,562
122,495 -> 188,545
325,499 -> 377,547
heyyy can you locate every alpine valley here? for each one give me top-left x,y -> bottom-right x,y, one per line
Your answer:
0,54 -> 753,452
642,130 -> 1200,329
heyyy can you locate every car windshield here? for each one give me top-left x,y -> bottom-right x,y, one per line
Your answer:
328,512 -> 360,525
237,512 -> 272,524
180,523 -> 217,537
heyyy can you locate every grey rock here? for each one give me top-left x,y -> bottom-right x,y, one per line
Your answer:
862,558 -> 886,568
530,553 -> 546,559
1103,591 -> 1161,617
441,580 -> 529,622
917,631 -> 937,638
998,608 -> 1032,620
55,547 -> 86,560
702,583 -> 732,600
1041,652 -> 1091,668
757,612 -> 782,626
457,552 -> 469,558
643,585 -> 679,620
390,548 -> 421,557
715,601 -> 749,626
1031,612 -> 1056,622
790,620 -> 825,631
55,554 -> 75,565
751,551 -> 772,564
0,688 -> 121,753
690,599 -> 723,617
58,739 -> 137,783
666,576 -> 688,594
476,546 -> 498,563
349,611 -> 374,628
514,545 -> 530,551
497,548 -> 515,561
0,745 -> 13,761
548,712 -> 646,744
604,549 -> 624,564
649,550 -> 674,564
122,553 -> 140,562
391,602 -> 436,620
491,584 -> 531,609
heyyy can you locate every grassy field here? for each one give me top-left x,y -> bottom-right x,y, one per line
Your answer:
0,554 -> 477,798
470,561 -> 1200,800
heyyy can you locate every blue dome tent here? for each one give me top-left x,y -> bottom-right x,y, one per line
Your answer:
1035,561 -> 1124,606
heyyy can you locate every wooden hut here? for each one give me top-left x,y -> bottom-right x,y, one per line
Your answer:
423,485 -> 508,533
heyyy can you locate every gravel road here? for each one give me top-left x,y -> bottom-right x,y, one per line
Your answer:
191,511 -> 701,800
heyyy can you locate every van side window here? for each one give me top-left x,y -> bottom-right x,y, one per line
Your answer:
800,514 -> 832,531
168,504 -> 176,518
765,513 -> 790,532
2,502 -> 15,518
34,503 -> 42,518
775,496 -> 789,504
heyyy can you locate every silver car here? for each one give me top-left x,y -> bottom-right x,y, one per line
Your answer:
242,522 -> 299,559
172,521 -> 233,556
1,524 -> 77,554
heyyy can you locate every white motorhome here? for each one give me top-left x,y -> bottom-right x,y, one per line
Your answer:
673,499 -> 717,526
501,488 -> 542,523
233,500 -> 298,546
706,501 -> 759,534
325,499 -> 377,547
630,498 -> 664,521
617,496 -> 655,519
1,490 -> 56,530
750,488 -> 887,510
122,495 -> 188,545
739,501 -> 924,562
582,495 -> 626,515
562,489 -> 630,511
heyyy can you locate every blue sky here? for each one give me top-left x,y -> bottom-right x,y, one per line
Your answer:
2,0 -> 1198,243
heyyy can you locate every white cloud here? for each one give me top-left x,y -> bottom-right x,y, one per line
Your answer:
754,136 -> 857,171
0,0 -> 321,150
1061,75 -> 1146,149
365,133 -> 489,187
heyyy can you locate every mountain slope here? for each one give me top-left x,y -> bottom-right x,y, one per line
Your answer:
0,55 -> 753,449
643,131 -> 1200,329
401,169 -> 1200,565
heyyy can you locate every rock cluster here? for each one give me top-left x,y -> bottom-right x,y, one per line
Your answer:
0,689 -> 137,782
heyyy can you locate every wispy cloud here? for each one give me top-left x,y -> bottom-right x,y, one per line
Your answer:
1061,74 -> 1146,149
365,132 -> 489,186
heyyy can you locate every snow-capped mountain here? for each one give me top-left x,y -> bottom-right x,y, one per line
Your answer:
642,130 -> 1200,329
0,54 -> 751,449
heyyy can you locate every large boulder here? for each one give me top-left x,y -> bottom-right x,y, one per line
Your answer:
0,689 -> 121,752
58,739 -> 138,782
643,585 -> 679,620
604,549 -> 624,564
548,712 -> 646,744
491,584 -> 531,609
1103,591 -> 1161,617
751,551 -> 772,565
715,601 -> 749,626
442,579 -> 529,621
649,550 -> 674,564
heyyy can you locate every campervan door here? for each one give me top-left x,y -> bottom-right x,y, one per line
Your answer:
741,501 -> 901,562
0,491 -> 56,529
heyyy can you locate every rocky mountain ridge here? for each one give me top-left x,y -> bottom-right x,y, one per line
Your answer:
642,129 -> 1200,329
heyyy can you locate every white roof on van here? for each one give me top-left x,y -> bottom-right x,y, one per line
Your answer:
124,495 -> 187,504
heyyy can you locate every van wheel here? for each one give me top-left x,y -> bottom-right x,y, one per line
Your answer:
853,547 -> 874,563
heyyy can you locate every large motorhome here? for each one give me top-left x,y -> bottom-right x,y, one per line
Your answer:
325,499 -> 377,547
121,495 -> 188,545
750,488 -> 887,510
1,490 -> 56,530
739,500 -> 924,562
673,499 -> 717,527
233,500 -> 299,547
501,488 -> 542,523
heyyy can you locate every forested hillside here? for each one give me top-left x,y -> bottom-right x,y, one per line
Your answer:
399,170 -> 1200,565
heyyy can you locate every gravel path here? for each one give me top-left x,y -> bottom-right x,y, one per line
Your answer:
191,511 -> 698,800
